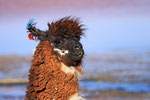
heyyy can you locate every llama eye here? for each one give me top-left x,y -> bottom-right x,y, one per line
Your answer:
54,40 -> 61,44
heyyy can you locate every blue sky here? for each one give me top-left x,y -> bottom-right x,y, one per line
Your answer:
0,0 -> 150,54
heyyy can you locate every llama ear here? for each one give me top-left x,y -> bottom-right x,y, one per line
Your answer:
48,16 -> 86,41
47,23 -> 51,29
27,19 -> 48,41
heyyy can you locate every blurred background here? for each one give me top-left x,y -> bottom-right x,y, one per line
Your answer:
0,0 -> 150,100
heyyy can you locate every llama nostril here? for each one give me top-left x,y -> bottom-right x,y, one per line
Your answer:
74,45 -> 79,49
79,51 -> 83,56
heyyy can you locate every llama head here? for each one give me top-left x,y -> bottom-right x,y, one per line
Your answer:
49,35 -> 84,66
27,16 -> 85,67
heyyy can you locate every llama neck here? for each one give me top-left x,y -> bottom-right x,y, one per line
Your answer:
26,41 -> 82,100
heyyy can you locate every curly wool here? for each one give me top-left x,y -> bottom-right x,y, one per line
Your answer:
25,41 -> 82,100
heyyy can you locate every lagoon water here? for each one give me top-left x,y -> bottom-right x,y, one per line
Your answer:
80,81 -> 150,93
0,81 -> 150,100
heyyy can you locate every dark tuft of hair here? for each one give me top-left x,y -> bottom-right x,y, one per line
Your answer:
48,16 -> 85,40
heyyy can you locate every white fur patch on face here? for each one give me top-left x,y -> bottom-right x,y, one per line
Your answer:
69,93 -> 85,100
53,48 -> 69,56
61,63 -> 79,75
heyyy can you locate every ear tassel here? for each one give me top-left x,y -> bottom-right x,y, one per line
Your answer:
28,33 -> 34,40
27,18 -> 36,40
28,33 -> 39,41
27,18 -> 35,29
27,18 -> 46,41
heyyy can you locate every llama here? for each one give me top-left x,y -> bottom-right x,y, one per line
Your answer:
25,17 -> 85,100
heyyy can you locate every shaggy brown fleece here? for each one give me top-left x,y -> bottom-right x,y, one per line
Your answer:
25,41 -> 82,100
